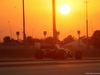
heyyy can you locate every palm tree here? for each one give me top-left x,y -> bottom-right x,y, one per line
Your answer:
77,30 -> 81,39
16,31 -> 20,41
57,31 -> 60,40
77,30 -> 81,51
43,31 -> 47,39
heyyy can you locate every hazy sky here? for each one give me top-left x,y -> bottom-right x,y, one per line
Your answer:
0,0 -> 100,41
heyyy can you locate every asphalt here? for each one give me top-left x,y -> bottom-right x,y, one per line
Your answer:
0,59 -> 100,67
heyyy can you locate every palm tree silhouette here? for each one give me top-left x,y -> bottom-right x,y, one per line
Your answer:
57,31 -> 60,40
43,31 -> 47,39
16,31 -> 20,41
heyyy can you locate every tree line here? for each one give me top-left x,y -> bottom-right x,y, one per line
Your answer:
2,30 -> 100,49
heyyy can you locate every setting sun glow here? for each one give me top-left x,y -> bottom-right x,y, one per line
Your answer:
0,0 -> 100,41
59,4 -> 70,15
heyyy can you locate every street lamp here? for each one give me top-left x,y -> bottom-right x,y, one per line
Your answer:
8,21 -> 12,38
84,0 -> 89,49
52,0 -> 57,43
22,0 -> 26,42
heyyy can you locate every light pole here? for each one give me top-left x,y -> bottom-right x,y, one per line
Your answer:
84,0 -> 89,49
22,0 -> 26,42
52,0 -> 57,43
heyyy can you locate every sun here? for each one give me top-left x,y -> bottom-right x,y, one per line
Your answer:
59,4 -> 70,15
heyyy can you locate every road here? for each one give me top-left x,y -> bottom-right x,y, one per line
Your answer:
0,63 -> 100,75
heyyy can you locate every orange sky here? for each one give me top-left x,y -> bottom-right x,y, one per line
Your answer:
0,0 -> 100,41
